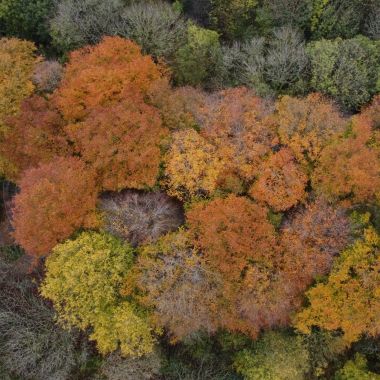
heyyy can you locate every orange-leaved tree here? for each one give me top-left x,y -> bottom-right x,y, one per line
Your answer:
54,36 -> 169,191
0,38 -> 37,132
312,114 -> 380,205
249,148 -> 308,211
199,87 -> 276,181
12,157 -> 98,259
54,36 -> 166,123
280,197 -> 351,293
65,91 -> 168,191
276,93 -> 346,166
0,95 -> 72,182
294,227 -> 380,344
186,195 -> 277,281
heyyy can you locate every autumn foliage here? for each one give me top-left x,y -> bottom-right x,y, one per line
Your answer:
280,198 -> 351,292
187,195 -> 277,280
312,114 -> 380,204
249,148 -> 307,211
276,93 -> 346,165
294,227 -> 380,344
164,128 -> 226,200
54,36 -> 165,122
12,157 -> 98,258
0,95 -> 71,181
199,87 -> 276,181
65,92 -> 168,191
0,38 -> 37,132
132,229 -> 223,340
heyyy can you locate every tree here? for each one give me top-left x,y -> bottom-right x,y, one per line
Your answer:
0,38 -> 37,134
99,350 -> 162,380
0,256 -> 89,380
50,0 -> 125,52
280,197 -> 351,293
64,92 -> 168,191
294,227 -> 380,344
276,93 -> 346,165
187,195 -> 277,281
0,0 -> 54,46
255,0 -> 313,33
12,157 -> 98,258
249,148 -> 307,211
310,0 -> 370,40
54,36 -> 165,123
149,85 -> 206,131
307,36 -> 380,110
0,95 -> 71,182
234,331 -> 310,380
366,3 -> 380,39
132,229 -> 223,340
99,190 -> 184,247
164,128 -> 226,200
312,114 -> 380,205
118,1 -> 187,61
198,87 -> 276,181
208,0 -> 258,40
40,231 -> 157,357
174,24 -> 223,88
264,27 -> 309,93
335,354 -> 380,380
32,60 -> 63,93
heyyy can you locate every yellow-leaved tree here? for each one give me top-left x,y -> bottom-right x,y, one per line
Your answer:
40,231 -> 158,357
294,227 -> 380,344
0,37 -> 38,177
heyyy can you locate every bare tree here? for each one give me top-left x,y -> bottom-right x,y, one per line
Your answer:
50,0 -> 124,51
99,350 -> 162,380
33,60 -> 63,93
264,27 -> 309,91
99,190 -> 184,247
118,1 -> 187,60
0,264 -> 89,380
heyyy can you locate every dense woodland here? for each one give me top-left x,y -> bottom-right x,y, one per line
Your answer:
0,0 -> 380,379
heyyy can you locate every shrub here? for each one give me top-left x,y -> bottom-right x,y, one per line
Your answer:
99,190 -> 184,247
41,231 -> 157,357
12,157 -> 98,258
